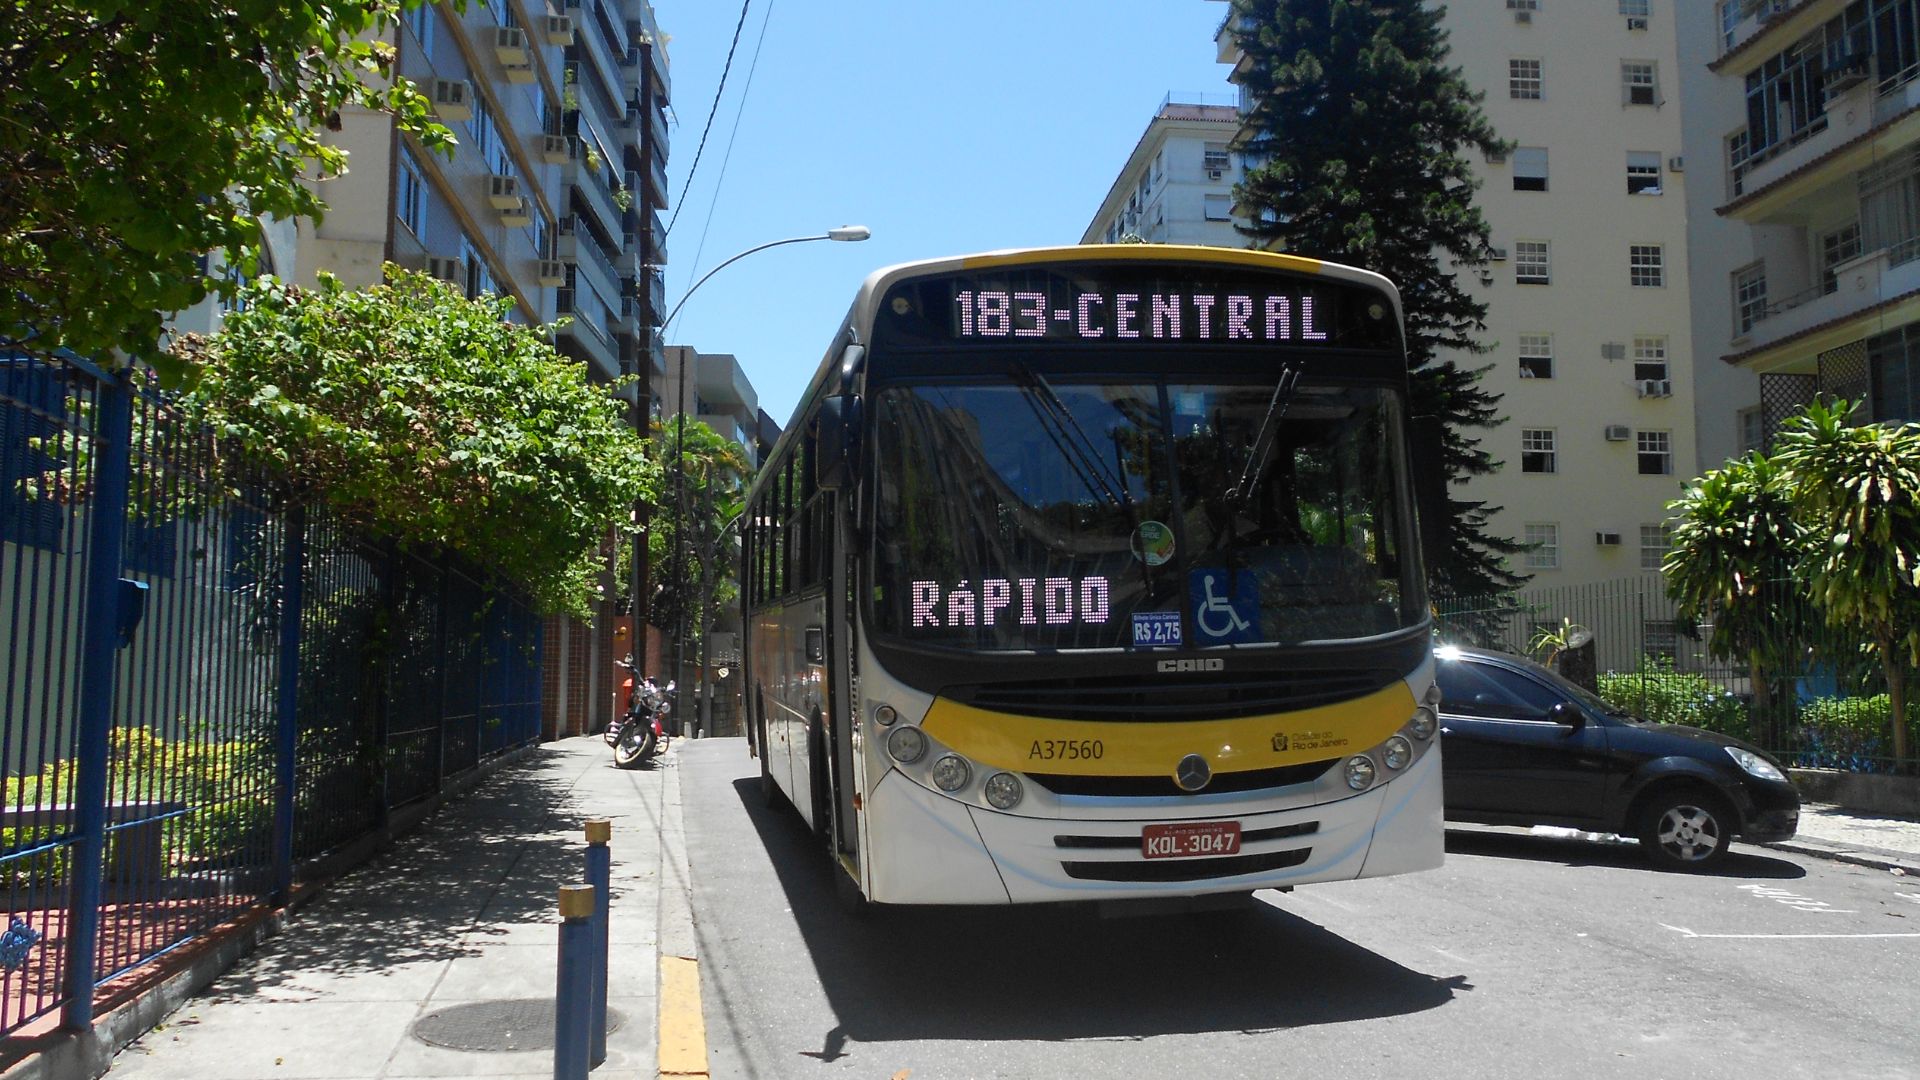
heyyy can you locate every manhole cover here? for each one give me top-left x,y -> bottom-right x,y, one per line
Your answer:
411,998 -> 625,1053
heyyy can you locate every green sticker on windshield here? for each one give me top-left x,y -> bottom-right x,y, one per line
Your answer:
1131,520 -> 1176,567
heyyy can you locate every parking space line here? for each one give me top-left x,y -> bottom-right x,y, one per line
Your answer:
1662,923 -> 1920,940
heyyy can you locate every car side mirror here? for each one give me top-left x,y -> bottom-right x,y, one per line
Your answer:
1549,701 -> 1584,729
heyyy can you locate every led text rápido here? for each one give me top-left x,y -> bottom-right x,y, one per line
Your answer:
911,577 -> 1113,629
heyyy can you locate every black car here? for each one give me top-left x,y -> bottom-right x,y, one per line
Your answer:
1434,646 -> 1801,870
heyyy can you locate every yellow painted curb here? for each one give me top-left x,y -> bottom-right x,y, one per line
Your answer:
658,955 -> 709,1077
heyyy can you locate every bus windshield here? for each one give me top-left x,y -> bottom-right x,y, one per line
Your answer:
869,375 -> 1421,653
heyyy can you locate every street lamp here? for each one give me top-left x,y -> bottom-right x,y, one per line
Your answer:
656,226 -> 870,737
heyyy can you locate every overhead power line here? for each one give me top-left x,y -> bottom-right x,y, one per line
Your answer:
664,0 -> 753,239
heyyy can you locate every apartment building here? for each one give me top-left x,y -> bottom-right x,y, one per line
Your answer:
1679,0 -> 1920,469
257,0 -> 674,738
1211,1 -> 1696,589
659,346 -> 764,468
1082,95 -> 1244,246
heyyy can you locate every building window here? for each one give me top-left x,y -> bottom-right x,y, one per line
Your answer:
1868,324 -> 1920,423
1203,194 -> 1233,221
1643,619 -> 1677,660
1822,223 -> 1862,293
1734,262 -> 1768,332
1622,61 -> 1659,106
1518,334 -> 1553,379
398,147 -> 426,240
1516,240 -> 1551,285
1524,523 -> 1561,570
1509,0 -> 1540,9
1627,151 -> 1662,194
1719,0 -> 1741,51
1513,147 -> 1548,192
1738,406 -> 1765,453
406,1 -> 434,60
460,235 -> 498,300
1630,244 -> 1664,287
1203,142 -> 1231,176
1640,523 -> 1672,571
1858,148 -> 1920,261
1728,129 -> 1750,198
1632,336 -> 1668,381
1619,0 -> 1650,15
1521,428 -> 1557,473
1637,430 -> 1672,475
1510,58 -> 1543,100
1745,41 -> 1827,158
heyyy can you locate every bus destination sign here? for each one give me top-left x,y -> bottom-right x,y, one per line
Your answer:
951,287 -> 1333,344
873,264 -> 1399,351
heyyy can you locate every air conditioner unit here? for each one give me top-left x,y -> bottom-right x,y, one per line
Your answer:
1489,246 -> 1508,261
1636,379 -> 1665,397
1652,378 -> 1674,397
1604,424 -> 1632,442
537,259 -> 569,288
1626,16 -> 1648,30
488,174 -> 521,210
1514,9 -> 1532,23
1595,531 -> 1623,546
1602,342 -> 1627,361
504,62 -> 536,85
1667,155 -> 1685,172
1826,52 -> 1871,93
499,196 -> 532,228
1207,168 -> 1224,181
431,79 -> 472,123
545,15 -> 576,46
494,26 -> 530,66
1485,149 -> 1508,164
540,134 -> 571,164
425,256 -> 463,283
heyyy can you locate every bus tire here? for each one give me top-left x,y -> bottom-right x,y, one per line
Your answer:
808,719 -> 832,844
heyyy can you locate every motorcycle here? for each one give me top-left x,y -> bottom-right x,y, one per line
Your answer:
611,656 -> 673,768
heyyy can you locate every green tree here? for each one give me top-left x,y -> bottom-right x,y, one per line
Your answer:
1774,399 -> 1920,765
0,0 -> 449,375
1663,451 -> 1805,742
648,418 -> 750,641
1227,0 -> 1524,601
170,267 -> 657,616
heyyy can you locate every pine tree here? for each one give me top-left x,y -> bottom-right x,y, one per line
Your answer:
1229,0 -> 1526,602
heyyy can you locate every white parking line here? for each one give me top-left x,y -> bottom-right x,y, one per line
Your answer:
1662,923 -> 1920,940
1737,883 -> 1856,914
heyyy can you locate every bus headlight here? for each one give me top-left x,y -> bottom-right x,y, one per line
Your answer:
1382,736 -> 1412,770
1409,707 -> 1437,740
1345,755 -> 1377,790
931,754 -> 971,792
983,772 -> 1023,810
887,726 -> 928,764
874,703 -> 899,727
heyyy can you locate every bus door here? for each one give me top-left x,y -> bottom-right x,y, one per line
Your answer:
827,489 -> 859,864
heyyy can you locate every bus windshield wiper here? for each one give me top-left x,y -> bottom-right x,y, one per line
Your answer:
1012,363 -> 1134,511
1226,362 -> 1302,517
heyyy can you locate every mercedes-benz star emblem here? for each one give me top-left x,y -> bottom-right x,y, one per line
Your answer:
1175,753 -> 1212,793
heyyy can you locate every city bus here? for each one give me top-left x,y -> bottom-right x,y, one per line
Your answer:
740,245 -> 1445,906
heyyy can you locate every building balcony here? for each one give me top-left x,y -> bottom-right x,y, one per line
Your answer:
568,148 -> 625,242
1712,1 -> 1840,77
644,266 -> 666,326
648,103 -> 669,160
646,154 -> 668,209
555,216 -> 622,309
555,284 -> 621,382
696,352 -> 755,412
1724,76 -> 1920,224
564,0 -> 626,110
1727,243 -> 1920,371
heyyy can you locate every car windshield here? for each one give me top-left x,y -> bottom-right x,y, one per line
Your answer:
868,376 -> 1422,652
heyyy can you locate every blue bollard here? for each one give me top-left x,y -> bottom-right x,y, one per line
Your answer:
585,821 -> 611,1067
554,885 -> 594,1080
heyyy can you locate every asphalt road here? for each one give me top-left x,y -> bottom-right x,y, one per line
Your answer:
678,738 -> 1920,1080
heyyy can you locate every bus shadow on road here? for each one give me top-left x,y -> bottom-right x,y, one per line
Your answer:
731,779 -> 1469,1044
1444,826 -> 1807,879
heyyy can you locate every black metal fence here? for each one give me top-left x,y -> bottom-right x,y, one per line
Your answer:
1435,574 -> 1911,774
1,353 -> 543,1040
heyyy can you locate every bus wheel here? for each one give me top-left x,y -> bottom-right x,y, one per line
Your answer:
808,721 -> 832,844
758,714 -> 779,808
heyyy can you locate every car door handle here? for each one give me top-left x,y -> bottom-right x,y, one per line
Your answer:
1440,726 -> 1452,735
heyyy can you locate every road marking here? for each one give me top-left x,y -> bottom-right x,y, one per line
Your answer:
1896,892 -> 1920,906
1662,923 -> 1920,940
659,955 -> 709,1078
1737,883 -> 1856,914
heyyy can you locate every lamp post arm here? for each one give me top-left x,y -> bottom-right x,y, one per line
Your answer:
659,234 -> 826,336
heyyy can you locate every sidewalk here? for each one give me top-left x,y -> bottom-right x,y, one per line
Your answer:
92,735 -> 686,1079
1767,802 -> 1920,875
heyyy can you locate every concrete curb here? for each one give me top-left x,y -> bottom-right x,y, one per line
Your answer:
655,747 -> 709,1079
1762,837 -> 1920,877
0,742 -> 541,1080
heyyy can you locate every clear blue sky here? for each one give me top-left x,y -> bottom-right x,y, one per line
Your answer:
651,0 -> 1233,425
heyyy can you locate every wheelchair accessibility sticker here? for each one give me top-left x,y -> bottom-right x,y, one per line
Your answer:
1189,569 -> 1261,644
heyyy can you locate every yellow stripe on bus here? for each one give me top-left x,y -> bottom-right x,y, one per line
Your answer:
956,244 -> 1326,276
920,681 -> 1415,778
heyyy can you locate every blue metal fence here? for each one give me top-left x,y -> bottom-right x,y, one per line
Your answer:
0,353 -> 543,1040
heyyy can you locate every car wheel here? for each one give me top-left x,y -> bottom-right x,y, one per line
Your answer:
1636,790 -> 1732,871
